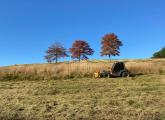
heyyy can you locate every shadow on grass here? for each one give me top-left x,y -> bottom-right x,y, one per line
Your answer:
0,73 -> 93,81
130,73 -> 144,77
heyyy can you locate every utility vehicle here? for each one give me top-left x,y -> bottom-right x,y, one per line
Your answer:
94,62 -> 130,78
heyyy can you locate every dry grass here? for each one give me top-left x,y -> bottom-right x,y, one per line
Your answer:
0,75 -> 164,120
126,62 -> 161,74
0,59 -> 164,80
0,59 -> 165,119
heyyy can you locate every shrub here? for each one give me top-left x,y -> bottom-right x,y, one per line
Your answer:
152,47 -> 165,58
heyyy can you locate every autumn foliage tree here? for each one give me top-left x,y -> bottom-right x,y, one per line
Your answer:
70,40 -> 94,62
101,33 -> 122,59
45,42 -> 68,63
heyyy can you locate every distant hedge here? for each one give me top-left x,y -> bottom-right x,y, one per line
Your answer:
152,47 -> 165,58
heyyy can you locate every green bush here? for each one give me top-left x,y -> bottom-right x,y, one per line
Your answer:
152,47 -> 165,58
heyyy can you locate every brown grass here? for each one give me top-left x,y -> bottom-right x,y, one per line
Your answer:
0,75 -> 164,119
0,59 -> 165,119
0,59 -> 164,80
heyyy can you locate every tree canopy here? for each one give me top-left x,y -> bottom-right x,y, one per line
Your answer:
101,33 -> 122,59
152,47 -> 165,58
69,40 -> 94,62
45,42 -> 68,63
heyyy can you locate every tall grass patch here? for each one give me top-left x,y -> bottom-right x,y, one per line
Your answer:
0,59 -> 164,80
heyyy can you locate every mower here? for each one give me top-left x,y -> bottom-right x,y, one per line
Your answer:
94,62 -> 130,78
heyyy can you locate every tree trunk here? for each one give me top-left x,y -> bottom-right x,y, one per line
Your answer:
78,52 -> 81,62
55,56 -> 58,63
78,56 -> 80,62
109,54 -> 111,62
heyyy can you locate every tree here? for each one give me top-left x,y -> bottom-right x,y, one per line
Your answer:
45,42 -> 68,63
101,33 -> 122,59
70,40 -> 94,62
152,47 -> 165,58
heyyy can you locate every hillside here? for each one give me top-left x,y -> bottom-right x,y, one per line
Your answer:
0,59 -> 165,80
0,59 -> 165,119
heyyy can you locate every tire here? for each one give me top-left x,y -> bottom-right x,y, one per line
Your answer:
100,74 -> 104,78
108,73 -> 111,78
122,72 -> 129,77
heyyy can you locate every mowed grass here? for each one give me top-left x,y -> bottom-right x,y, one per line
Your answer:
0,75 -> 165,120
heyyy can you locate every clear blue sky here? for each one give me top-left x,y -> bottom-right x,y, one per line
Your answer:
0,0 -> 165,66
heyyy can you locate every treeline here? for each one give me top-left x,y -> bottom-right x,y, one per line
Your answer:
44,32 -> 164,63
45,33 -> 123,63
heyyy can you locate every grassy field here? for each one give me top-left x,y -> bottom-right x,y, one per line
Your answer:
0,59 -> 165,120
0,59 -> 165,80
0,75 -> 165,120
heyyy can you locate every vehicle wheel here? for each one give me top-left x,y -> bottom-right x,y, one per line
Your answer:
108,73 -> 111,78
100,74 -> 103,78
122,72 -> 129,77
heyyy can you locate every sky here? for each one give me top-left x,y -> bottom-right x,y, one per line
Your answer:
0,0 -> 165,66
